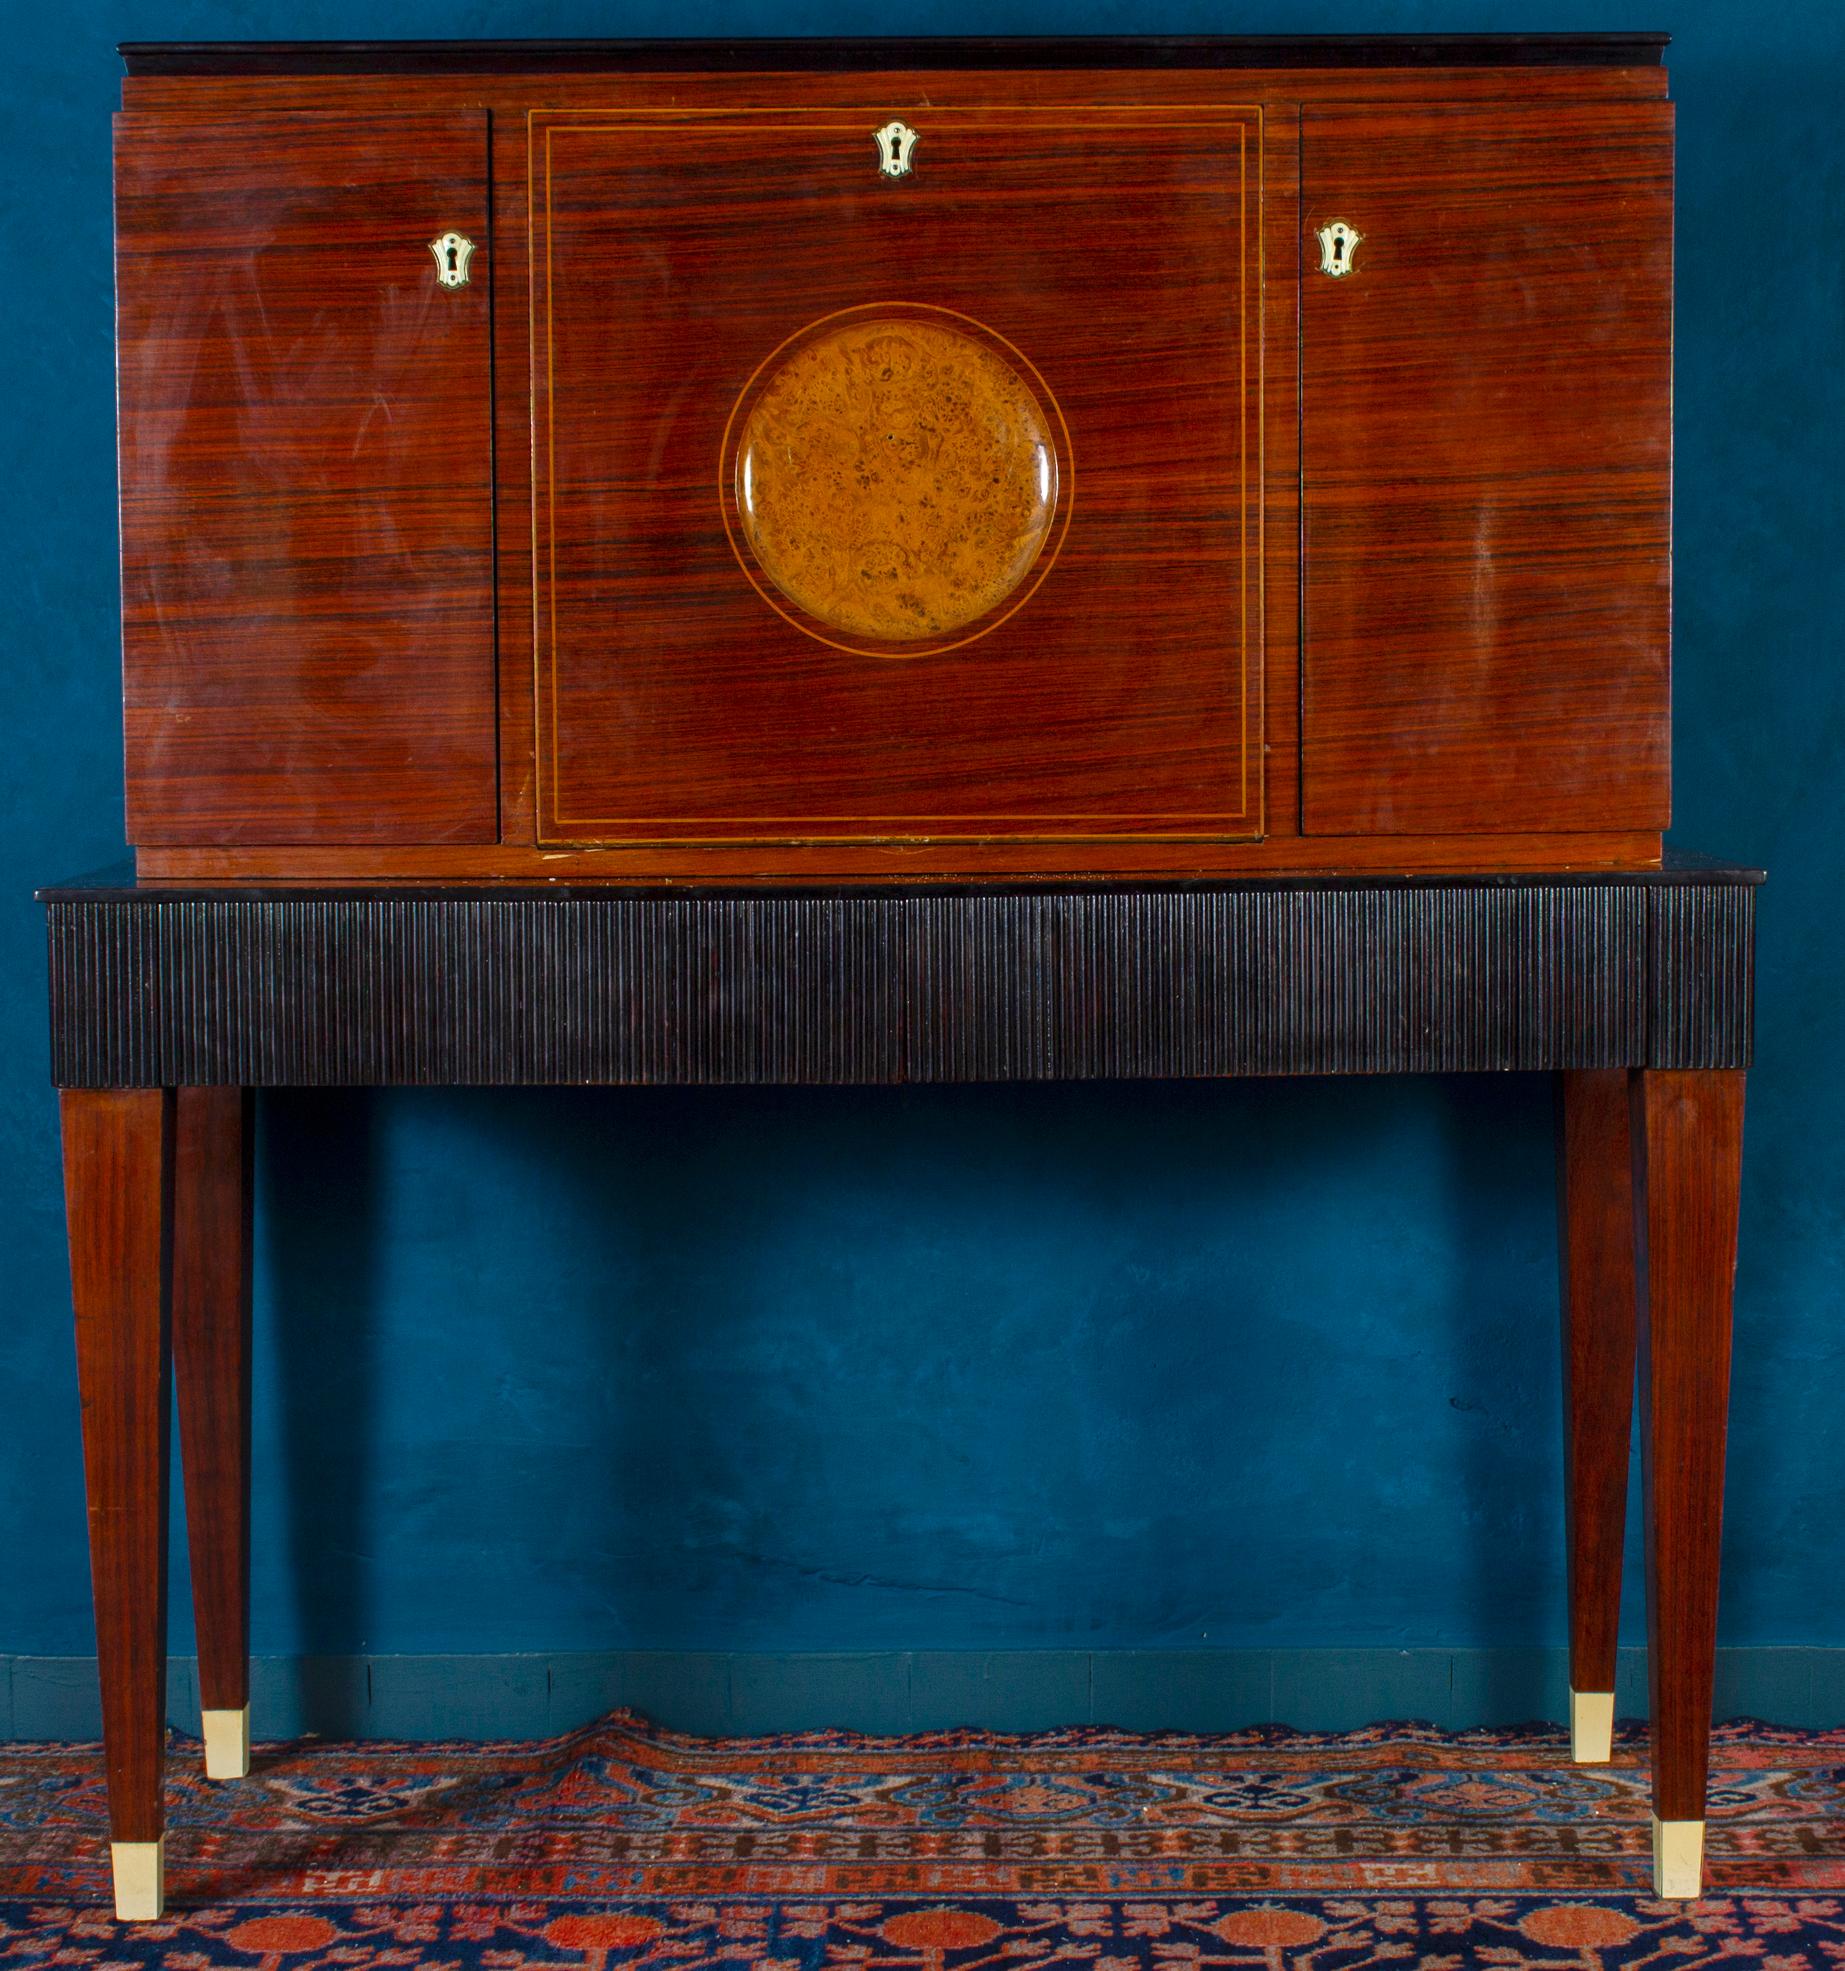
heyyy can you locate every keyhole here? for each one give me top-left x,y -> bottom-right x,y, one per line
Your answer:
446,243 -> 459,275
1332,238 -> 1346,269
882,135 -> 897,170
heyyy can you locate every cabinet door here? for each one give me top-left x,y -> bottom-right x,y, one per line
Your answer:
530,101 -> 1264,850
1301,103 -> 1672,836
116,112 -> 496,845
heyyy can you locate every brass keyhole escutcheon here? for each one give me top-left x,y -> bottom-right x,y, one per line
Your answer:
430,230 -> 476,289
1316,220 -> 1362,277
873,120 -> 919,179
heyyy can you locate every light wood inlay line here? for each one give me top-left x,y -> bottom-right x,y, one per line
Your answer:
531,107 -> 1259,843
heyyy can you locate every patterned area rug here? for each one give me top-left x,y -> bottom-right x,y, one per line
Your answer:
2,1715 -> 1842,1965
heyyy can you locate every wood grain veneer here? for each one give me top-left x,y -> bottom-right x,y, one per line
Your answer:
115,111 -> 498,845
109,53 -> 1678,878
1557,1070 -> 1640,1710
61,1088 -> 174,1846
1634,1068 -> 1746,1829
172,1088 -> 253,1739
117,67 -> 1671,115
531,100 -> 1263,849
1301,101 -> 1674,836
133,831 -> 1664,883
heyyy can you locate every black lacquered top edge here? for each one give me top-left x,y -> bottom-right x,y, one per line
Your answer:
36,853 -> 1763,907
118,34 -> 1671,78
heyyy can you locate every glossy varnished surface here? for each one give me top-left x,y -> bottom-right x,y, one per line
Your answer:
1634,1069 -> 1746,1829
61,1088 -> 173,1845
115,111 -> 498,845
730,311 -> 1062,650
172,1088 -> 253,1732
1557,1070 -> 1640,1706
532,100 -> 1262,849
117,65 -> 1672,115
132,832 -> 1667,883
109,54 -> 1676,879
1301,102 -> 1674,836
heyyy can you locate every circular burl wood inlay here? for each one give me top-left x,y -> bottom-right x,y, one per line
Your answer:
727,309 -> 1065,653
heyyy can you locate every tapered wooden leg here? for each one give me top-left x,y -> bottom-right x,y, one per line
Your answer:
1632,1069 -> 1745,1900
173,1088 -> 254,1781
62,1088 -> 175,1922
1556,1070 -> 1639,1764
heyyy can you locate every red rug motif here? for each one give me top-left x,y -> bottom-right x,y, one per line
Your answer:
2,1714 -> 1842,1965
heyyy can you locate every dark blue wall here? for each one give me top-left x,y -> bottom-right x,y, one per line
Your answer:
5,1 -> 1841,1687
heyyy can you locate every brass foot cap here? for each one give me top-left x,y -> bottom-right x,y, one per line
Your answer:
202,1704 -> 251,1780
1568,1688 -> 1615,1764
110,1837 -> 164,1921
1652,1816 -> 1705,1899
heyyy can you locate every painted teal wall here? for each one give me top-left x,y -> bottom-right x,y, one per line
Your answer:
4,2 -> 1842,1706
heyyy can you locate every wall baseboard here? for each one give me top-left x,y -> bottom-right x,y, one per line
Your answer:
5,1647 -> 1840,1743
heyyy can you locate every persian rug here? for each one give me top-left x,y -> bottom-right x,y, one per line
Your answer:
1,1714 -> 1842,1967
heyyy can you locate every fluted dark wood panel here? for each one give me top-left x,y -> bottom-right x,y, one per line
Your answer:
1651,882 -> 1757,1072
42,871 -> 1755,1089
900,884 -> 1655,1081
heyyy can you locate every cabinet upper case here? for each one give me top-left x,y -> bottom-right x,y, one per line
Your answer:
111,40 -> 1674,879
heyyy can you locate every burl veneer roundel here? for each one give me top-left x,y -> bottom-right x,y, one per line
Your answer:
727,309 -> 1067,655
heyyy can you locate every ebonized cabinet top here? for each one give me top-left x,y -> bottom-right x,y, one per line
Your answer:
119,34 -> 1670,78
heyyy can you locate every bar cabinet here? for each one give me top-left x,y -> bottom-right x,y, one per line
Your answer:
45,33 -> 1754,1918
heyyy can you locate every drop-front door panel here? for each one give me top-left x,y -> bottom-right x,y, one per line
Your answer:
105,53 -> 1679,882
1300,101 -> 1673,836
116,111 -> 498,845
531,102 -> 1265,847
